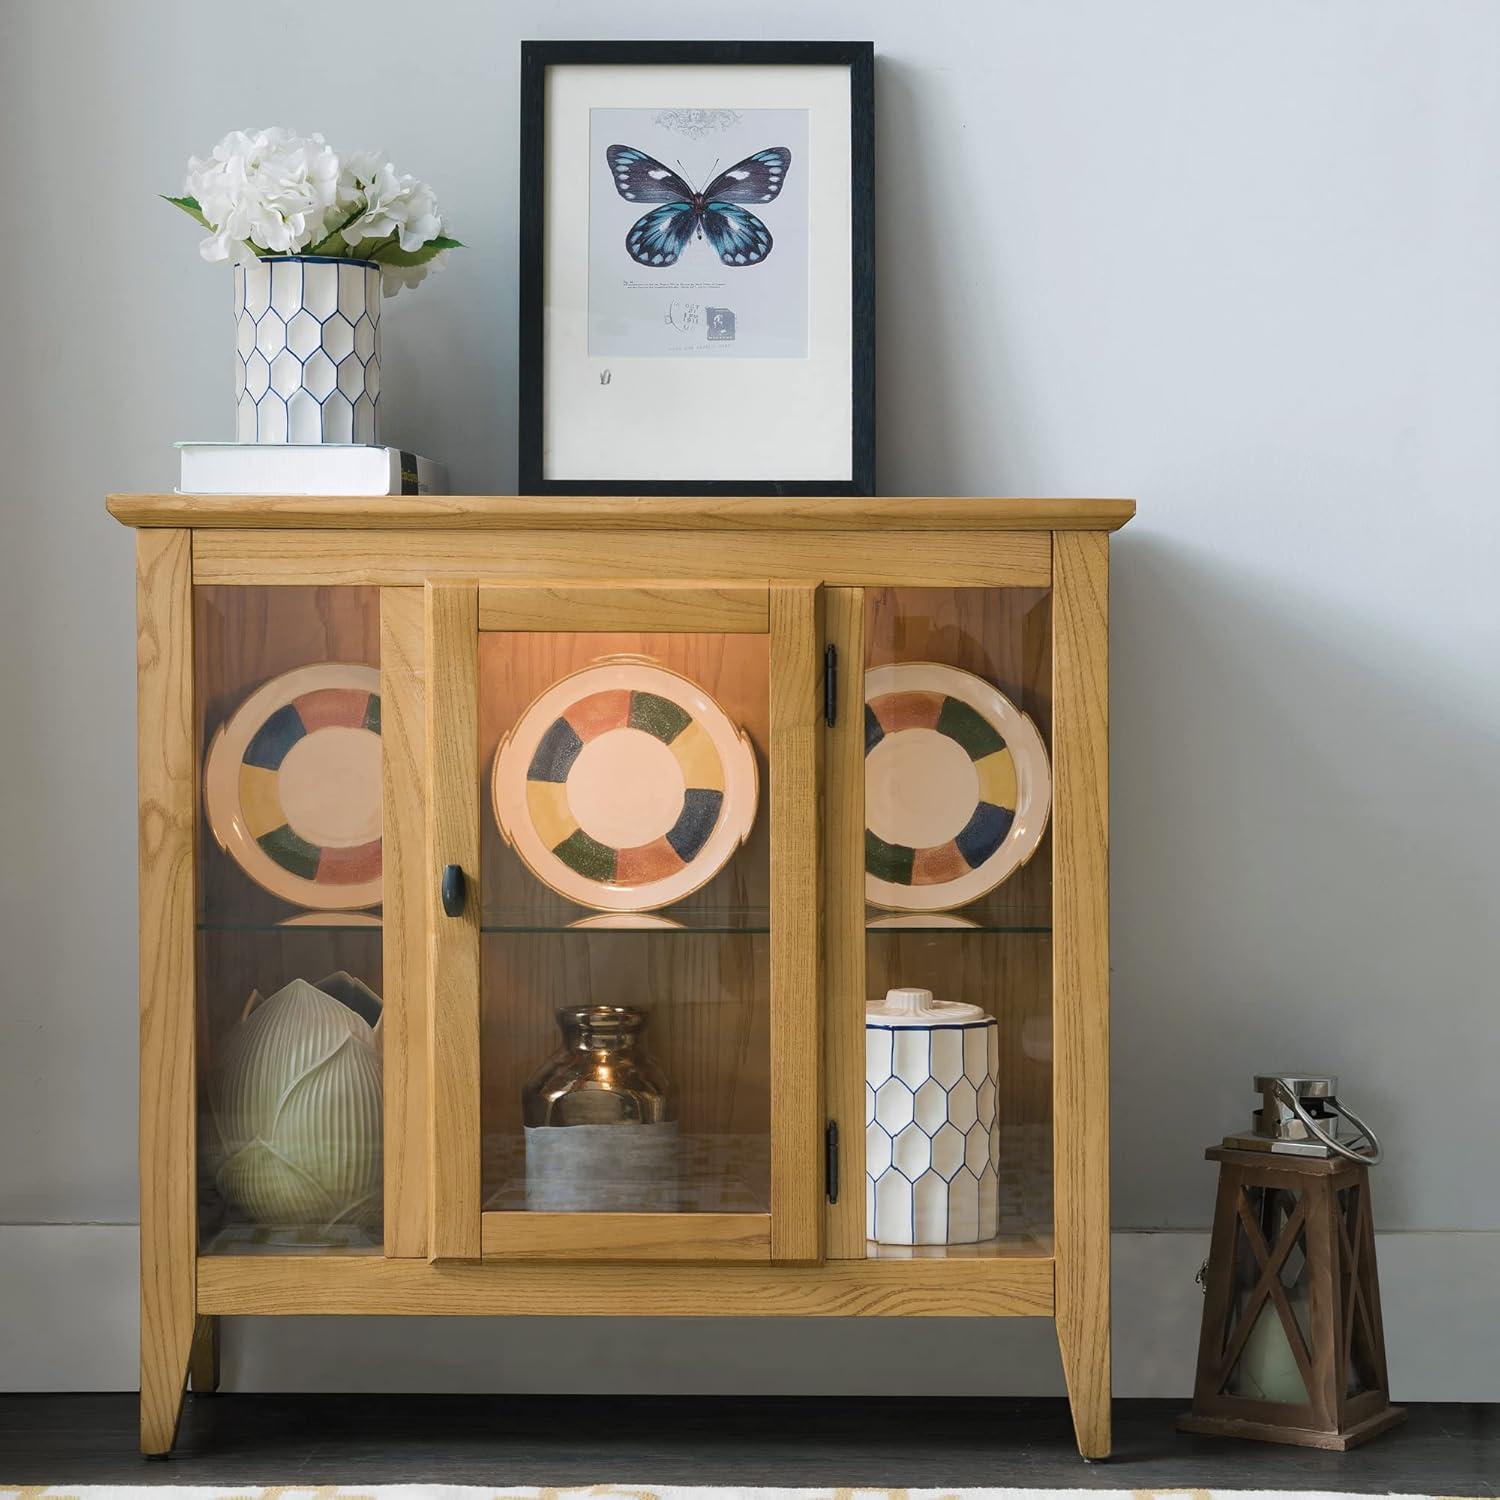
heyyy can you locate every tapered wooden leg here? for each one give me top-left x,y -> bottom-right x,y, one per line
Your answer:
189,1315 -> 220,1394
1057,1271 -> 1112,1458
136,530 -> 198,1457
140,1300 -> 194,1456
1052,531 -> 1113,1459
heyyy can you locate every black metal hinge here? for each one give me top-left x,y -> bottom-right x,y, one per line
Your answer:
823,644 -> 838,726
825,1120 -> 840,1203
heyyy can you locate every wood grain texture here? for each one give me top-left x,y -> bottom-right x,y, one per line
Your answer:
481,1211 -> 769,1261
381,588 -> 428,1257
191,530 -> 1053,590
1177,1406 -> 1409,1452
197,1251 -> 1054,1318
1050,531 -> 1112,1459
135,529 -> 197,1455
478,583 -> 769,633
820,588 -> 868,1259
768,586 -> 822,1263
110,493 -> 1136,532
425,583 -> 481,1261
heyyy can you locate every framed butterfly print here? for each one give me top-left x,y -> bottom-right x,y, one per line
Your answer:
519,40 -> 875,495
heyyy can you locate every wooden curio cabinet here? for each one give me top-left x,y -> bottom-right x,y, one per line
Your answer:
111,494 -> 1132,1458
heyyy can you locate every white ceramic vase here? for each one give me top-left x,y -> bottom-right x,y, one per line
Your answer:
233,256 -> 381,443
210,976 -> 383,1237
866,987 -> 1000,1245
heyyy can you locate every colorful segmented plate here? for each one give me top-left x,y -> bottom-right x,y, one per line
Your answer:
493,659 -> 758,912
204,663 -> 382,911
864,662 -> 1050,912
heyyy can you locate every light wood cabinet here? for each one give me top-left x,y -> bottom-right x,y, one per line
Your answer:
110,494 -> 1132,1458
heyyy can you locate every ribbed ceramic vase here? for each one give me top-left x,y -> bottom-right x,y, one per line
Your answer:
210,976 -> 383,1239
865,987 -> 1000,1245
233,256 -> 381,443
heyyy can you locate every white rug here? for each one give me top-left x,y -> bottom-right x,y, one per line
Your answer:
0,1487 -> 1444,1500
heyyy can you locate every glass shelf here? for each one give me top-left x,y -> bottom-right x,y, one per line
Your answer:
482,906 -> 770,934
198,916 -> 382,933
196,911 -> 1052,935
865,1232 -> 1053,1260
865,914 -> 1051,934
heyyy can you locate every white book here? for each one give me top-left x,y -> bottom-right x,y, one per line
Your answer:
176,443 -> 448,496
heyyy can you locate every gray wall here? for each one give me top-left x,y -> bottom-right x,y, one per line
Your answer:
2,0 -> 1497,1394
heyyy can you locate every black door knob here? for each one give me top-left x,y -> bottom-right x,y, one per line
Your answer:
440,863 -> 466,917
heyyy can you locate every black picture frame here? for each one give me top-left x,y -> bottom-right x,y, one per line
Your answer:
518,39 -> 875,496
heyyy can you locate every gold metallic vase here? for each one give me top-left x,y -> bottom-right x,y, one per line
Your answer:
521,1005 -> 678,1211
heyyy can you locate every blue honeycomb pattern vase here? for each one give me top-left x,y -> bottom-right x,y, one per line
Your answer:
233,256 -> 381,443
866,987 -> 1000,1245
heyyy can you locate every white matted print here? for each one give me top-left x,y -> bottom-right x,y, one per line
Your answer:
540,62 -> 853,484
588,107 -> 809,359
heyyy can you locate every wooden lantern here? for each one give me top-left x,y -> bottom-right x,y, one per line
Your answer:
1179,1078 -> 1405,1451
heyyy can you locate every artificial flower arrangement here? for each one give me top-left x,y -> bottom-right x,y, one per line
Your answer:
166,127 -> 460,294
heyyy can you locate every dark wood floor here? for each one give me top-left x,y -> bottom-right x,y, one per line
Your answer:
1,1395 -> 1496,1493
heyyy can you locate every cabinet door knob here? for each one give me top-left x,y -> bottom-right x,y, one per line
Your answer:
440,863 -> 467,917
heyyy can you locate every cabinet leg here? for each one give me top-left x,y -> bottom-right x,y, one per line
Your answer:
140,1290 -> 194,1456
1056,1292 -> 1112,1459
188,1315 -> 220,1394
135,527 -> 199,1459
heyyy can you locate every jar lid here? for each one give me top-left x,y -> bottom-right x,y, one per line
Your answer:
865,986 -> 988,1027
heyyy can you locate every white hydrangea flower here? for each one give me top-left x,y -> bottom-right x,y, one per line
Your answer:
337,152 -> 446,253
174,130 -> 457,292
185,128 -> 341,263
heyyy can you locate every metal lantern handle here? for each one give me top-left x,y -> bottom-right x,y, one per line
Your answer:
1273,1079 -> 1383,1165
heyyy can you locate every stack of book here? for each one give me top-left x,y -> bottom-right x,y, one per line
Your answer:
177,443 -> 448,496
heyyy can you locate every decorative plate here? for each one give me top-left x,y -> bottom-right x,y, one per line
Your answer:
866,912 -> 979,930
493,658 -> 757,912
278,912 -> 382,929
567,913 -> 685,931
204,663 -> 382,910
864,662 -> 1049,912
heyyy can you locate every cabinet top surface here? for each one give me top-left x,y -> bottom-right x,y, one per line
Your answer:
107,493 -> 1135,532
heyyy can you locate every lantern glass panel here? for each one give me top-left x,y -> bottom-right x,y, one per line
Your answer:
1224,1184 -> 1312,1404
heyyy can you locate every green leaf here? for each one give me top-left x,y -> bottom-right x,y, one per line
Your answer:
307,204 -> 370,257
343,234 -> 393,261
369,235 -> 464,267
163,193 -> 211,230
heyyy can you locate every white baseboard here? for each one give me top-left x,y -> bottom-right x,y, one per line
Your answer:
3,1224 -> 1495,1399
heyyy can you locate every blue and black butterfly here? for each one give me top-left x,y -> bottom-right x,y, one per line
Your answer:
605,144 -> 791,268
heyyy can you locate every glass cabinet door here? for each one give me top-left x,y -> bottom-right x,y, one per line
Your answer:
860,584 -> 1054,1254
427,583 -> 821,1262
194,585 -> 385,1255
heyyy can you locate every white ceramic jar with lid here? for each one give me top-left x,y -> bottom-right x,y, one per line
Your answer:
865,986 -> 999,1245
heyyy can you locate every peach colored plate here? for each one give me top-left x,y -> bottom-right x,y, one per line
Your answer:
866,912 -> 979,930
204,663 -> 382,911
493,658 -> 757,912
864,662 -> 1050,913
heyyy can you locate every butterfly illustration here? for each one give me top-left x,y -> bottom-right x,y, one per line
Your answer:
605,144 -> 791,268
